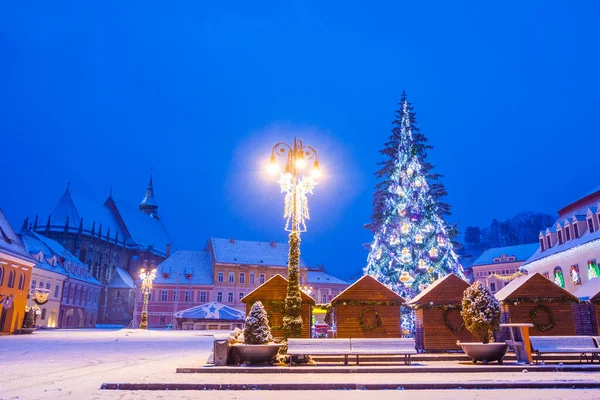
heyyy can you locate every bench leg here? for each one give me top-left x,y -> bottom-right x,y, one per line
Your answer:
344,355 -> 348,366
356,355 -> 359,365
289,356 -> 293,367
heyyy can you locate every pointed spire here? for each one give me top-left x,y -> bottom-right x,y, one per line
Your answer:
45,215 -> 51,234
78,218 -> 83,234
33,215 -> 38,231
66,181 -> 71,192
21,217 -> 29,233
139,170 -> 159,219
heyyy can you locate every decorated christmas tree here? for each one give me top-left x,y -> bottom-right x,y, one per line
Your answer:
244,301 -> 273,345
365,91 -> 464,331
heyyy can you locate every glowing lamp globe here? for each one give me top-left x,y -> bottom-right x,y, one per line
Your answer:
268,156 -> 279,174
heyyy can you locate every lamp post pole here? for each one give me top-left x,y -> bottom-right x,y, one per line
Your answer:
139,260 -> 156,330
268,138 -> 320,338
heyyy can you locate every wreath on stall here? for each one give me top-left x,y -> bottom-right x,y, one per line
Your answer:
359,308 -> 382,331
530,304 -> 555,332
442,307 -> 464,332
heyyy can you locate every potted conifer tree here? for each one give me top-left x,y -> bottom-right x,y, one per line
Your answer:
233,301 -> 283,364
457,281 -> 507,364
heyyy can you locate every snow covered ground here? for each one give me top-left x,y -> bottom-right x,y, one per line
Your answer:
1,329 -> 599,400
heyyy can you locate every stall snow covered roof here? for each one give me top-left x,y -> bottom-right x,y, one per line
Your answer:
174,302 -> 245,321
331,275 -> 405,304
409,273 -> 469,306
494,272 -> 578,302
241,274 -> 315,304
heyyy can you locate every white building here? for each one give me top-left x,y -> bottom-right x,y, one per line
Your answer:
522,184 -> 600,294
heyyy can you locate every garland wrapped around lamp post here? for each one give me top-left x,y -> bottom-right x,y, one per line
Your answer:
139,260 -> 156,330
267,138 -> 321,339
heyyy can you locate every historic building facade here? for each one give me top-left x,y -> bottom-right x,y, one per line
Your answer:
21,231 -> 103,328
0,209 -> 36,334
138,238 -> 349,328
471,243 -> 539,294
522,184 -> 600,294
25,175 -> 175,323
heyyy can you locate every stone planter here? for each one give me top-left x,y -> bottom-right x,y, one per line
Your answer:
457,342 -> 508,364
232,343 -> 283,364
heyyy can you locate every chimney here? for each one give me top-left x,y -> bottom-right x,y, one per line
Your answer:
271,241 -> 276,248
166,243 -> 171,258
230,238 -> 235,244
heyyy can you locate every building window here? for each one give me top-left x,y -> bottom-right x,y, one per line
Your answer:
0,266 -> 3,286
161,290 -> 168,301
173,291 -> 179,302
554,267 -> 565,288
490,282 -> 496,292
148,291 -> 153,301
54,285 -> 60,298
546,235 -> 552,249
543,272 -> 550,279
228,292 -> 234,303
39,280 -> 44,288
270,274 -> 275,278
200,291 -> 207,302
239,292 -> 244,301
41,308 -> 47,320
250,273 -> 255,284
32,279 -> 37,289
588,218 -> 595,233
588,260 -> 600,280
217,292 -> 223,302
46,282 -> 51,290
228,272 -> 235,283
217,272 -> 224,283
184,291 -> 191,303
259,274 -> 265,284
570,265 -> 581,285
565,226 -> 571,241
557,230 -> 563,245
7,270 -> 15,288
239,272 -> 245,284
539,238 -> 545,251
322,294 -> 327,303
574,224 -> 580,238
18,273 -> 25,290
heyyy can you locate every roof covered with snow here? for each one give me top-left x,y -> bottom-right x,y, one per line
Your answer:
307,269 -> 349,285
494,272 -> 577,302
472,243 -> 539,266
20,231 -> 102,286
523,227 -> 600,268
574,277 -> 600,301
154,250 -> 213,285
109,267 -> 136,289
210,237 -> 306,267
174,302 -> 245,321
0,209 -> 35,262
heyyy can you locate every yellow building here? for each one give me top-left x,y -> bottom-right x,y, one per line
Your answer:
0,209 -> 36,334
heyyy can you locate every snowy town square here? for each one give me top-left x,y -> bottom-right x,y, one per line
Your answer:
2,1 -> 600,400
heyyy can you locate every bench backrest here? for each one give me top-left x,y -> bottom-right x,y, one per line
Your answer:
351,338 -> 416,351
288,338 -> 351,352
530,336 -> 597,351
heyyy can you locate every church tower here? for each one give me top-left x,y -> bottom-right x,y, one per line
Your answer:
139,173 -> 159,219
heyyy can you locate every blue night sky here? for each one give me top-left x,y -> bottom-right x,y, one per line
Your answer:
1,1 -> 599,280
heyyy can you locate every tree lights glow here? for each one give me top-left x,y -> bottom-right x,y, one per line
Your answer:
139,260 -> 156,330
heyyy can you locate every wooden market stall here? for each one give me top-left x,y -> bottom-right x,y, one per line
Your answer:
495,272 -> 578,337
574,277 -> 600,335
409,273 -> 475,351
240,274 -> 315,339
331,275 -> 405,338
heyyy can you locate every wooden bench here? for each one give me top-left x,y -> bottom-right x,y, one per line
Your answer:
287,338 -> 417,366
529,336 -> 600,364
349,338 -> 417,365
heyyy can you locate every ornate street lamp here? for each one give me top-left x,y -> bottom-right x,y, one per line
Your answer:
139,260 -> 156,330
268,138 -> 321,338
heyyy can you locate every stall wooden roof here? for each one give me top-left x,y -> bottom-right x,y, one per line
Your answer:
330,275 -> 405,304
409,273 -> 470,306
240,274 -> 315,304
494,272 -> 578,302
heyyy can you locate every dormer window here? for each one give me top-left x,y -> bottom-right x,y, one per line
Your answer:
163,273 -> 169,279
546,235 -> 552,249
588,218 -> 595,234
557,230 -> 563,245
565,226 -> 571,241
574,224 -> 580,238
539,237 -> 545,251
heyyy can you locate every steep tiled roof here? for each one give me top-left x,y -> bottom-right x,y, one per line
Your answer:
0,209 -> 35,262
155,250 -> 213,285
210,237 -> 306,267
472,243 -> 539,266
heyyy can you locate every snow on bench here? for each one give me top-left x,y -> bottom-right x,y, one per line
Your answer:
529,336 -> 599,363
349,338 -> 417,365
287,338 -> 417,366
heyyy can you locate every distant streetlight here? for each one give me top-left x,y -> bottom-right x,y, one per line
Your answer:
267,138 -> 321,338
139,260 -> 156,330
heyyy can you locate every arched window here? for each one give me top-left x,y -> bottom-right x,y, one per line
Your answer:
570,265 -> 581,285
588,259 -> 600,280
0,266 -> 4,286
18,273 -> 25,290
7,269 -> 15,288
554,267 -> 565,288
